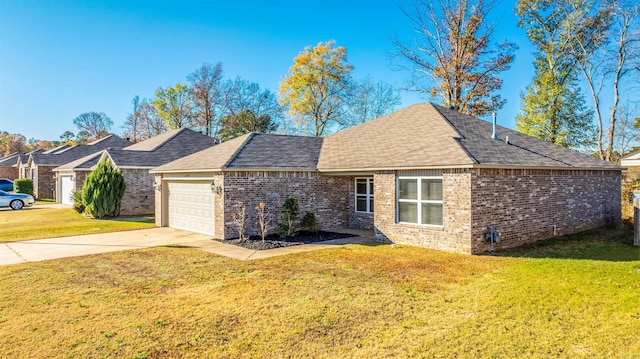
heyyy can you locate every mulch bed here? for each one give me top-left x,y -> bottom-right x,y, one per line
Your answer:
224,230 -> 356,250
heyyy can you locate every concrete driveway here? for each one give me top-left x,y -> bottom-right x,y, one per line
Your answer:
0,228 -> 212,266
0,228 -> 374,266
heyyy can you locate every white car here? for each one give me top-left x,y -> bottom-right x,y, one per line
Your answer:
0,190 -> 34,210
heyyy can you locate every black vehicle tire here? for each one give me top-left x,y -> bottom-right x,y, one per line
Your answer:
10,199 -> 24,210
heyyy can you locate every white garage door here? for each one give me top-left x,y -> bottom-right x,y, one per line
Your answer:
166,181 -> 215,236
60,176 -> 74,205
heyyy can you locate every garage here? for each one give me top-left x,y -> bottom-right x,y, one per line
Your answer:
166,181 -> 215,236
59,175 -> 74,205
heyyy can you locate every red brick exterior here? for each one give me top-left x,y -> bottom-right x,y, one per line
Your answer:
0,166 -> 18,180
373,168 -> 621,254
34,165 -> 56,199
373,170 -> 473,253
221,171 -> 350,239
469,169 -> 621,253
118,169 -> 156,215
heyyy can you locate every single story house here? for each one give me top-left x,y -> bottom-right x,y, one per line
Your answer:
53,128 -> 218,215
0,152 -> 24,179
23,136 -> 131,199
151,103 -> 621,254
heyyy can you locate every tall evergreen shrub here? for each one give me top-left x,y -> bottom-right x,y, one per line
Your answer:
81,158 -> 126,218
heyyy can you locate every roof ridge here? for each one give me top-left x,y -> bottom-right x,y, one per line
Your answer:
430,103 -> 479,164
146,127 -> 186,152
222,132 -> 256,169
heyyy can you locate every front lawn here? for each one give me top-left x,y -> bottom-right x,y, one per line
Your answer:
0,206 -> 155,242
0,228 -> 638,358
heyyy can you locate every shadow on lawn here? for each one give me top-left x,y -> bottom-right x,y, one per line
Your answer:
491,227 -> 640,262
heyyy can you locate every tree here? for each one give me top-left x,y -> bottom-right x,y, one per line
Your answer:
279,40 -> 354,137
394,0 -> 517,116
566,0 -> 640,161
218,109 -> 277,141
72,112 -> 113,140
123,96 -> 142,142
188,63 -> 224,137
153,84 -> 195,130
123,98 -> 167,141
347,77 -> 401,124
81,157 -> 126,218
516,0 -> 596,148
516,70 -> 594,148
59,131 -> 76,145
0,132 -> 29,155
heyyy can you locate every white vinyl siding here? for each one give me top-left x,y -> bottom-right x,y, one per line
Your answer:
397,177 -> 443,226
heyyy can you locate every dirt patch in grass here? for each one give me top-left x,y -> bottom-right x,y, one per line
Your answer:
224,230 -> 356,250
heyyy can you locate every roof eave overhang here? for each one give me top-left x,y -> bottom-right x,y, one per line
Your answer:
150,167 -> 318,174
318,163 -> 622,173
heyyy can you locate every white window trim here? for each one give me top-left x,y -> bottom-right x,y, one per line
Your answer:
397,176 -> 444,227
355,177 -> 374,213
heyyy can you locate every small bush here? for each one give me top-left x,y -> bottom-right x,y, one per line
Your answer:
232,201 -> 248,241
71,189 -> 85,213
14,178 -> 33,196
300,212 -> 318,233
81,158 -> 126,218
255,202 -> 273,241
278,197 -> 299,237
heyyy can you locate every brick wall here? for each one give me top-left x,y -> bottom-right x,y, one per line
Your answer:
373,170 -> 473,254
221,171 -> 350,239
35,165 -> 55,199
119,169 -> 155,215
470,168 -> 621,253
0,167 -> 18,180
347,176 -> 374,229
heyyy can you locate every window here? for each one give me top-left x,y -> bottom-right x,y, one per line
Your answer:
355,177 -> 374,213
397,177 -> 443,226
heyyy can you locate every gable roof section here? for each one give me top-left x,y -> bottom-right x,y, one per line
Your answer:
30,135 -> 131,167
318,103 -> 619,171
318,103 -> 474,171
152,133 -> 323,172
0,152 -> 23,167
123,128 -> 184,151
54,128 -> 218,171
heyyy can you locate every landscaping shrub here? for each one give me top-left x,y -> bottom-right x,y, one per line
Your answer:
81,158 -> 126,218
14,178 -> 33,196
232,201 -> 248,241
71,189 -> 85,213
278,197 -> 299,237
255,202 -> 273,241
300,212 -> 318,233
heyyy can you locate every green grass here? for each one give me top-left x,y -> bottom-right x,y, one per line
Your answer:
0,206 -> 155,242
0,228 -> 638,358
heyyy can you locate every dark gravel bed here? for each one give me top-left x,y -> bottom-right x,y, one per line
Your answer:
224,231 -> 356,250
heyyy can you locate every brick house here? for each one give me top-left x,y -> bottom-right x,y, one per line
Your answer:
0,152 -> 24,180
151,103 -> 621,254
24,136 -> 131,199
53,128 -> 218,215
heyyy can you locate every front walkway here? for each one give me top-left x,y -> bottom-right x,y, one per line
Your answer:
0,228 -> 374,266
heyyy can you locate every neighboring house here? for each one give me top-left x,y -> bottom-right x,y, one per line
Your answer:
24,136 -> 131,199
620,151 -> 640,181
0,152 -> 24,179
53,128 -> 218,215
151,103 -> 621,254
17,149 -> 43,179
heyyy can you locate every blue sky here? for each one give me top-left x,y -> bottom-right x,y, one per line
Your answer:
0,0 -> 535,141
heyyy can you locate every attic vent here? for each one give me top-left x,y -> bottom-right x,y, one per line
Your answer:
491,113 -> 498,141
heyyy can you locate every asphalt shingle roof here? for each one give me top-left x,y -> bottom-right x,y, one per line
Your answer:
152,133 -> 323,172
153,103 -> 619,174
54,128 -> 218,171
31,135 -> 132,166
318,103 -> 619,171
